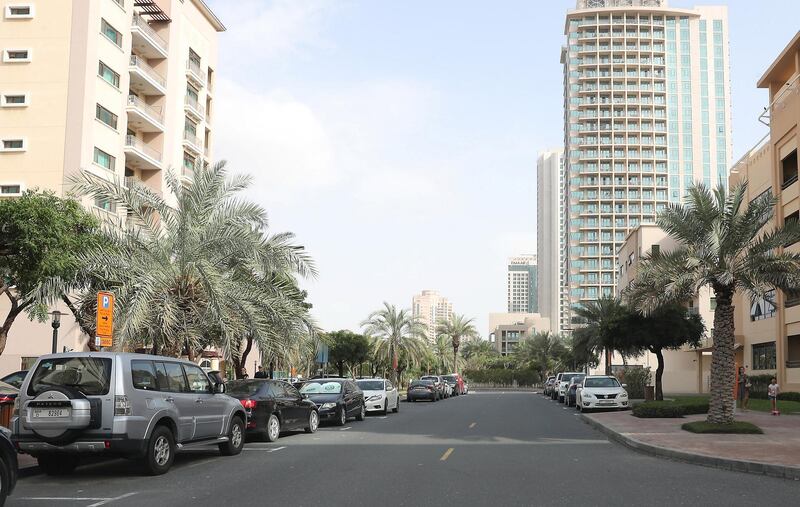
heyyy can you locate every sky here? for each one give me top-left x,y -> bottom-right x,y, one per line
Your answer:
205,0 -> 799,337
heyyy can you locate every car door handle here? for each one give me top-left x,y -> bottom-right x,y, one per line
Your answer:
195,399 -> 204,404
165,397 -> 175,403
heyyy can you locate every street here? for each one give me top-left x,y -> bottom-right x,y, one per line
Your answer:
8,392 -> 799,507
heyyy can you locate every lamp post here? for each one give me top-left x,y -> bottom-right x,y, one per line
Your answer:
50,310 -> 62,354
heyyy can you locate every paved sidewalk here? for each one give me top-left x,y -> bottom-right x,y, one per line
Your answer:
582,410 -> 800,480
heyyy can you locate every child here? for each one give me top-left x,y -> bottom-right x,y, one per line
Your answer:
768,378 -> 780,415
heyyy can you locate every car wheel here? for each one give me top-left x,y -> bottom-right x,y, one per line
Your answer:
337,406 -> 347,426
265,414 -> 281,442
0,453 -> 9,505
356,403 -> 366,421
37,454 -> 79,476
220,416 -> 245,455
383,400 -> 389,415
143,425 -> 175,476
305,410 -> 319,433
393,397 -> 399,413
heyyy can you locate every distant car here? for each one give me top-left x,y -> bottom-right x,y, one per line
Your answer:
0,425 -> 18,505
556,372 -> 583,403
441,374 -> 464,396
564,374 -> 586,407
576,375 -> 630,412
226,380 -> 319,441
549,373 -> 563,400
407,379 -> 437,402
356,378 -> 400,414
420,376 -> 448,399
542,376 -> 555,396
463,380 -> 469,394
297,379 -> 365,426
0,371 -> 27,390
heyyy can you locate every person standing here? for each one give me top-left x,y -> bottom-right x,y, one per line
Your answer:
254,366 -> 267,379
768,378 -> 780,415
737,366 -> 750,411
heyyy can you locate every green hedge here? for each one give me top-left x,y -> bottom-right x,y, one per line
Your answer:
462,368 -> 541,386
633,399 -> 709,418
682,421 -> 763,434
615,367 -> 651,399
744,374 -> 800,401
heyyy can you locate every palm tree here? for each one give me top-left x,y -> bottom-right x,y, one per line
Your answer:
69,162 -> 316,371
434,334 -> 451,373
626,182 -> 800,424
361,303 -> 428,384
436,314 -> 478,374
572,296 -> 629,375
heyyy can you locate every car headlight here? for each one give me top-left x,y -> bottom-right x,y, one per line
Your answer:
366,395 -> 383,402
619,392 -> 628,398
582,391 -> 594,398
320,403 -> 337,410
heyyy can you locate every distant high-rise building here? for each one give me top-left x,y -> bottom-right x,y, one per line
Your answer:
412,290 -> 454,342
537,149 -> 566,334
562,0 -> 732,323
507,255 -> 537,313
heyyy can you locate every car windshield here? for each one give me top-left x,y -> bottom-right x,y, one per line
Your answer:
356,380 -> 384,391
226,380 -> 265,396
584,377 -> 621,388
411,380 -> 433,386
441,375 -> 456,382
420,376 -> 438,381
300,381 -> 343,394
562,374 -> 581,382
27,357 -> 112,396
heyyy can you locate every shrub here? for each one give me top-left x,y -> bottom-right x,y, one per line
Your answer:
747,374 -> 775,399
778,391 -> 800,402
632,398 -> 709,418
681,421 -> 763,434
615,367 -> 651,399
461,367 -> 540,386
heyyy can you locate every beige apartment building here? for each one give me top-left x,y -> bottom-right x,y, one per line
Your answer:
729,31 -> 800,393
0,0 -> 224,375
412,290 -> 453,343
614,223 -> 714,393
488,313 -> 551,356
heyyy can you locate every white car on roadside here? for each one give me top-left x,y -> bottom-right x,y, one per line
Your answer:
576,375 -> 630,412
556,372 -> 583,403
356,378 -> 400,414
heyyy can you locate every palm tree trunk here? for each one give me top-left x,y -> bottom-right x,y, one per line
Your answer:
653,347 -> 665,401
453,348 -> 458,374
604,348 -> 612,375
708,288 -> 736,424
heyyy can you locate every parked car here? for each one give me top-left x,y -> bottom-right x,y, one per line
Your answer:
407,379 -> 438,402
556,372 -> 583,403
355,378 -> 400,414
442,373 -> 465,395
297,379 -> 365,426
463,380 -> 469,394
549,373 -> 563,400
543,376 -> 556,397
0,382 -> 18,405
12,352 -> 247,476
576,375 -> 630,412
226,379 -> 319,441
564,374 -> 586,407
0,371 -> 27,390
420,375 -> 448,399
0,425 -> 18,506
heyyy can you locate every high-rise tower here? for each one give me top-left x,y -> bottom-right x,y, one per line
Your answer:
537,149 -> 565,334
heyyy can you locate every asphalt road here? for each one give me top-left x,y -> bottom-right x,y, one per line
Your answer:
8,391 -> 800,507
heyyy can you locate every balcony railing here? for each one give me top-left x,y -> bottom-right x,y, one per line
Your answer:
131,13 -> 168,53
127,95 -> 164,124
125,135 -> 162,162
130,55 -> 166,89
184,95 -> 205,118
183,131 -> 202,151
186,59 -> 206,85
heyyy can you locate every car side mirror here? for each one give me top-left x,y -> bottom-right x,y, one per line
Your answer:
215,382 -> 226,394
621,384 -> 628,388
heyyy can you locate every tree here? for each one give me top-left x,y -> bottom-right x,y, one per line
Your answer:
626,182 -> 800,424
459,339 -> 499,370
326,330 -> 371,377
0,191 -> 102,354
361,303 -> 427,384
70,162 -> 316,370
436,314 -> 478,374
571,296 -> 632,375
616,304 -> 705,400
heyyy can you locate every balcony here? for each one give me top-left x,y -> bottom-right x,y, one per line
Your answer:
184,95 -> 205,121
124,135 -> 162,170
182,131 -> 202,155
131,14 -> 168,59
129,55 -> 166,95
126,95 -> 164,132
186,59 -> 206,88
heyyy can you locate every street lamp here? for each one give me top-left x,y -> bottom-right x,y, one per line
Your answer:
50,310 -> 62,354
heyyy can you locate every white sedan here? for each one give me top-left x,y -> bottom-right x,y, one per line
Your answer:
356,378 -> 400,414
576,375 -> 630,412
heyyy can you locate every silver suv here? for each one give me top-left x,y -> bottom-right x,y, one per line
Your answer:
12,352 -> 246,475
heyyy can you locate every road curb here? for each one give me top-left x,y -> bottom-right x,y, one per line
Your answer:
580,413 -> 800,481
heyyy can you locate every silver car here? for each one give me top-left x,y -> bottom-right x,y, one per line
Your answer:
12,352 -> 247,476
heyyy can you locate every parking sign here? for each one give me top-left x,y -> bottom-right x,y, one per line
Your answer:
96,291 -> 114,347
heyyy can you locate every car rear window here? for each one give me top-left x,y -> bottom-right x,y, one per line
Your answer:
226,380 -> 267,397
356,380 -> 384,391
28,357 -> 112,396
411,380 -> 433,386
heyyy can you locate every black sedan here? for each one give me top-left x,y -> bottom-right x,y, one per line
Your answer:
226,380 -> 319,442
407,379 -> 437,402
565,374 -> 586,407
0,425 -> 17,504
297,379 -> 365,426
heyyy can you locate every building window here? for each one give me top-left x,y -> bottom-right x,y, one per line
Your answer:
101,18 -> 123,47
98,61 -> 120,88
93,147 -> 115,170
95,104 -> 118,129
5,4 -> 34,18
750,290 -> 775,321
94,197 -> 117,213
0,184 -> 23,195
189,48 -> 201,67
782,150 -> 798,190
751,342 -> 776,370
0,93 -> 29,107
0,138 -> 26,151
3,49 -> 31,62
182,152 -> 196,175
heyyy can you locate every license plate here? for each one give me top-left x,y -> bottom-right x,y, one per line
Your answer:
598,401 -> 614,405
32,408 -> 71,418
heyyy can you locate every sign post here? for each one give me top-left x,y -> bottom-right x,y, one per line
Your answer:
95,291 -> 114,349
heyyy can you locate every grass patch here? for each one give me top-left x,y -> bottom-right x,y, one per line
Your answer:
669,395 -> 800,415
681,421 -> 763,434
